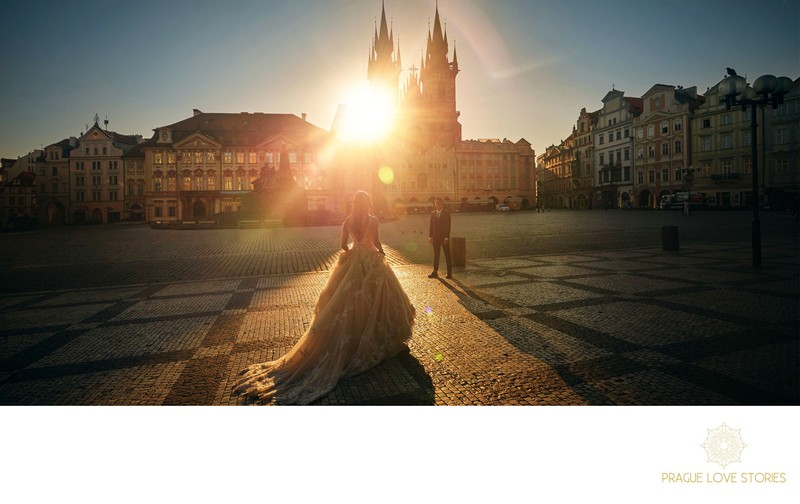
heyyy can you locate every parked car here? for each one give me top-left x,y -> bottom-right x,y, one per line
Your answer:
496,204 -> 510,212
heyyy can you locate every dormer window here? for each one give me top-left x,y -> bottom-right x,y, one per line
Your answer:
158,129 -> 172,143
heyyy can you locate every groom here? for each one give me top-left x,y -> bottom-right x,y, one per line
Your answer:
428,197 -> 452,279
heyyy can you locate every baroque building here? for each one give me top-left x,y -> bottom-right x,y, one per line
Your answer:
69,120 -> 140,224
136,110 -> 328,224
631,84 -> 703,208
692,76 -> 799,209
594,89 -> 642,209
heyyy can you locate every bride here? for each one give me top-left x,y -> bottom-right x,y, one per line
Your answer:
235,191 -> 416,404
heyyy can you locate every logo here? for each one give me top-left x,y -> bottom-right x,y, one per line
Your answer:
660,421 -> 788,486
701,422 -> 747,469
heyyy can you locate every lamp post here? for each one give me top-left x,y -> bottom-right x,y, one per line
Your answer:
718,71 -> 793,268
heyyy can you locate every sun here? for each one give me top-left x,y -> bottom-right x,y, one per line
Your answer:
335,82 -> 397,143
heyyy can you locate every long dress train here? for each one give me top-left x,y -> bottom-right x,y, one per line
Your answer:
234,216 -> 416,404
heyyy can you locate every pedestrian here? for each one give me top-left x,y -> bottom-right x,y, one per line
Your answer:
428,197 -> 452,279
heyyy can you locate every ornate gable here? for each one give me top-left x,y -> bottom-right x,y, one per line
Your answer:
173,132 -> 222,150
257,134 -> 301,151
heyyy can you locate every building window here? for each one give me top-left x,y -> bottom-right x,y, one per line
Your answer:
207,151 -> 215,163
721,114 -> 732,125
224,151 -> 233,164
721,159 -> 732,176
76,191 -> 84,201
674,140 -> 682,154
154,152 -> 163,164
662,143 -> 670,155
616,130 -> 621,140
702,118 -> 711,128
155,206 -> 163,217
76,176 -> 85,186
701,137 -> 712,151
721,133 -> 732,149
624,128 -> 630,138
636,127 -> 643,139
647,125 -> 654,138
109,175 -> 118,185
661,122 -> 669,134
675,169 -> 682,182
599,134 -> 604,145
661,168 -> 669,182
168,206 -> 177,217
109,191 -> 118,201
289,152 -> 298,164
674,120 -> 682,132
76,162 -> 84,170
303,152 -> 312,164
637,171 -> 644,184
248,152 -> 257,164
92,175 -> 101,186
183,174 -> 191,191
167,152 -> 176,164
167,174 -> 176,191
265,152 -> 274,164
194,151 -> 204,164
52,182 -> 59,193
51,166 -> 58,176
182,151 -> 191,164
776,128 -> 788,144
236,151 -> 245,164
207,175 -> 216,190
92,191 -> 101,201
648,146 -> 655,158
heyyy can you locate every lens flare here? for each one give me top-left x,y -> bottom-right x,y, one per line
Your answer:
378,166 -> 395,185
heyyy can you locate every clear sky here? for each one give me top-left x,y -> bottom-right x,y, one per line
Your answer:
1,0 -> 798,160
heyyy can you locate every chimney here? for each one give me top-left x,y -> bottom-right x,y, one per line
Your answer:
302,113 -> 307,121
193,108 -> 202,116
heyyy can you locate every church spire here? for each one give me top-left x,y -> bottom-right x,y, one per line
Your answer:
367,1 -> 401,102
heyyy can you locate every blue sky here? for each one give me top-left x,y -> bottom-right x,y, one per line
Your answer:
1,0 -> 798,160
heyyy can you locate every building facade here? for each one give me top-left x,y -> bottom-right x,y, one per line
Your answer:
33,138 -> 74,225
139,110 -> 329,224
594,89 -> 641,209
573,108 -> 598,209
632,84 -> 702,208
69,122 -> 140,224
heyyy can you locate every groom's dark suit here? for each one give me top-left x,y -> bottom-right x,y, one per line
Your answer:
429,208 -> 452,277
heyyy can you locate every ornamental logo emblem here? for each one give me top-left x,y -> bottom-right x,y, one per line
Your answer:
701,422 -> 747,469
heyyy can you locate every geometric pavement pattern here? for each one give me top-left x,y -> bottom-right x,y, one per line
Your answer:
1,240 -> 797,405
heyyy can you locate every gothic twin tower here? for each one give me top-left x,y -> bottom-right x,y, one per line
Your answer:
366,2 -> 462,149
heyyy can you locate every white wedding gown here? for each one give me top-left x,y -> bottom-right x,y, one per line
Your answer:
234,215 -> 416,404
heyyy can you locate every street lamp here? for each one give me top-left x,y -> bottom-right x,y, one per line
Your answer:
718,71 -> 793,268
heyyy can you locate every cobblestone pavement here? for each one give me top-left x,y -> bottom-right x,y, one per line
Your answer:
1,215 -> 797,405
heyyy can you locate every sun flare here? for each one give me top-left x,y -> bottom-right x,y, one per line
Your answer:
336,82 -> 397,143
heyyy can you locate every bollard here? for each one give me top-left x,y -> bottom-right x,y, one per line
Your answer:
661,226 -> 679,251
451,237 -> 466,266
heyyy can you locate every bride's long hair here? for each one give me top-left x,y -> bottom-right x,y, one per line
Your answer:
348,191 -> 373,239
